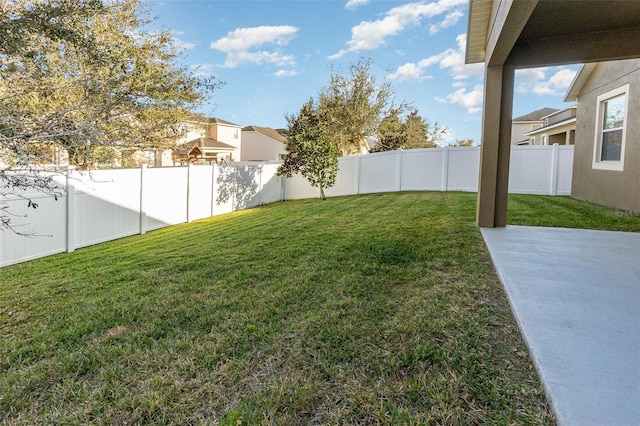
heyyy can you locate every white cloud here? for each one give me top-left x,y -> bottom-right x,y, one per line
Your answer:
516,67 -> 577,96
190,63 -> 216,77
429,10 -> 463,34
274,69 -> 299,77
386,63 -> 429,81
211,25 -> 299,68
330,0 -> 467,59
345,0 -> 370,10
436,84 -> 483,114
387,33 -> 483,82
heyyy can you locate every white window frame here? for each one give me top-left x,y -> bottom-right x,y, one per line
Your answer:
592,84 -> 629,171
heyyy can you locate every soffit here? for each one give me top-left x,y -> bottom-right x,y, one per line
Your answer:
518,0 -> 640,41
508,0 -> 640,67
466,0 -> 640,67
465,0 -> 493,64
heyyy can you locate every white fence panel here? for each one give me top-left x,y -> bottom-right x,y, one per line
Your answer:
447,147 -> 481,192
143,167 -> 188,231
257,164 -> 283,205
509,146 -> 553,194
187,165 -> 215,222
359,151 -> 397,194
556,146 -> 574,196
283,173 -> 317,200
400,149 -> 445,191
326,156 -> 358,197
1,184 -> 67,267
212,165 -> 234,216
72,169 -> 142,248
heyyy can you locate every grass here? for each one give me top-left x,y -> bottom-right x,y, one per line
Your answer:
1,192 -> 638,425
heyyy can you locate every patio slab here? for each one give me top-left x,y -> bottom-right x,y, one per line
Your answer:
481,225 -> 640,426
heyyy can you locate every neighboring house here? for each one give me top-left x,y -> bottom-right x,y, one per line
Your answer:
169,116 -> 242,165
240,126 -> 288,162
524,106 -> 577,146
564,59 -> 640,212
171,138 -> 236,165
511,107 -> 558,145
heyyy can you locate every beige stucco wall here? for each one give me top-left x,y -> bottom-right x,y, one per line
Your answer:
571,59 -> 640,212
240,132 -> 286,162
511,121 -> 540,144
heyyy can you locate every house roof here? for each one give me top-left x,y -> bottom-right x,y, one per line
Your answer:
524,117 -> 577,136
513,108 -> 559,122
564,63 -> 598,102
174,137 -> 235,155
184,114 -> 240,127
242,125 -> 288,144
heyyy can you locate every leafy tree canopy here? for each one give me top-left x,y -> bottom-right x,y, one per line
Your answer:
278,99 -> 340,201
0,0 -> 224,232
318,58 -> 396,156
372,108 -> 447,152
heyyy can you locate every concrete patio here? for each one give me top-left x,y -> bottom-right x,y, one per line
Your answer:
481,226 -> 640,426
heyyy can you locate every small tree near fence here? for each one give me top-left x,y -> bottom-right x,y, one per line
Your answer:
278,99 -> 340,201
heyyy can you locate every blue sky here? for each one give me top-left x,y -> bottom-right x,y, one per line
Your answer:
145,0 -> 580,144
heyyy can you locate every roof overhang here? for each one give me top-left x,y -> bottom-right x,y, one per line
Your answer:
465,0 -> 492,63
563,63 -> 598,102
465,0 -> 640,68
524,118 -> 576,136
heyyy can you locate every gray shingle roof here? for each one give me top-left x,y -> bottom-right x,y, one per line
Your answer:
513,107 -> 559,122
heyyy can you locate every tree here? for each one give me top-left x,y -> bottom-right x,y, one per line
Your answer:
0,0 -> 224,232
277,99 -> 340,201
372,108 -> 405,152
404,110 -> 445,149
318,59 -> 394,156
449,138 -> 475,147
374,108 -> 447,152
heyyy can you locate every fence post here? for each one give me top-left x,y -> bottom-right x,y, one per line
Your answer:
396,149 -> 403,192
139,164 -> 147,235
258,165 -> 263,206
355,155 -> 361,195
441,146 -> 450,191
186,163 -> 192,222
550,143 -> 559,196
66,166 -> 76,253
211,163 -> 216,217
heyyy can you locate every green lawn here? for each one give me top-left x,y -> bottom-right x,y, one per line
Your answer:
1,192 -> 638,425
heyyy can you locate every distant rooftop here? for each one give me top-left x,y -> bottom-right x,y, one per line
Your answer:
242,125 -> 288,143
184,114 -> 240,127
513,107 -> 559,122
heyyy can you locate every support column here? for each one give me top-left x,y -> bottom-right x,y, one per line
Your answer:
476,64 -> 515,227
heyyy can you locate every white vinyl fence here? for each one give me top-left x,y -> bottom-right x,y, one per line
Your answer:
1,145 -> 573,267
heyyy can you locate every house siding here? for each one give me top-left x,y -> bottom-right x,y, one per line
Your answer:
240,132 -> 286,162
571,59 -> 640,212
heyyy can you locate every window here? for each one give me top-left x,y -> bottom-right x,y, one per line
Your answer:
233,129 -> 239,139
593,84 -> 629,171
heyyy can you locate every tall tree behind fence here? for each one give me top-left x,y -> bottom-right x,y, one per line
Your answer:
1,145 -> 573,267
